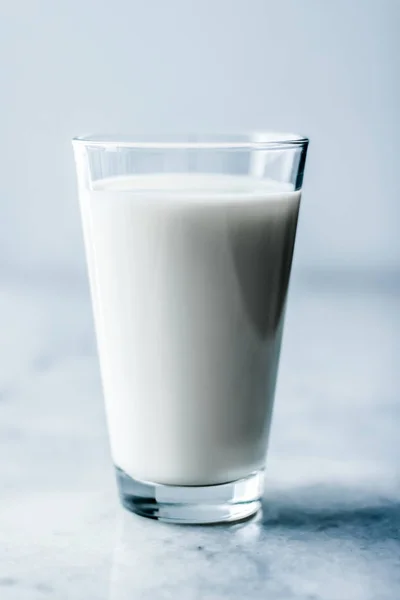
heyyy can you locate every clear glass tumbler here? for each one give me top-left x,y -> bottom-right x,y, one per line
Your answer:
72,133 -> 308,524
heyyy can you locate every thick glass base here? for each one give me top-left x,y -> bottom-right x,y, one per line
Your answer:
116,466 -> 264,524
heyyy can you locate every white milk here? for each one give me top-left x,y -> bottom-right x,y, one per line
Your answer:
80,174 -> 300,486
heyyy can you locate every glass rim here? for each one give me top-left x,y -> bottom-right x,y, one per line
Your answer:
72,132 -> 309,150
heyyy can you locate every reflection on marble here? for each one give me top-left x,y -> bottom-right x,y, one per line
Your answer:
110,494 -> 400,600
0,272 -> 399,599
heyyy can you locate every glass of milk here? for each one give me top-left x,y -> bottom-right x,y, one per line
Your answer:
72,133 -> 308,524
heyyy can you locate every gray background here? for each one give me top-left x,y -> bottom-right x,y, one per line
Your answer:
1,0 -> 399,278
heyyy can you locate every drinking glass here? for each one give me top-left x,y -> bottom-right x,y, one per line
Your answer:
72,133 -> 308,524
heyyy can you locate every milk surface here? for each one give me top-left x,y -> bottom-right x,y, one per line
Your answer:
80,174 -> 300,485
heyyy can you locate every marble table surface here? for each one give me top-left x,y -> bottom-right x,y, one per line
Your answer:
0,271 -> 399,600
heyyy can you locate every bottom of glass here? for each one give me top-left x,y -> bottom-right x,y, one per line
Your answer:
116,466 -> 264,524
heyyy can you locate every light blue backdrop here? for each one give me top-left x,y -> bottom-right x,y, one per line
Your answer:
1,0 -> 399,278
